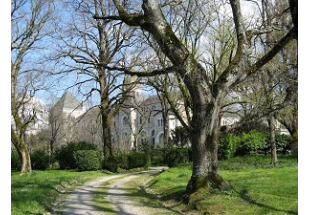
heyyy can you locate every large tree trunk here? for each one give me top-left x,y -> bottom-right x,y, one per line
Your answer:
11,128 -> 32,174
185,99 -> 230,197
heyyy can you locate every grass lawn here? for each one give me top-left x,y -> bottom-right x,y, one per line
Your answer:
11,170 -> 111,215
144,155 -> 298,215
11,155 -> 298,215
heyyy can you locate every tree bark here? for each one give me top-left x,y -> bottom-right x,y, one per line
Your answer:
186,102 -> 229,194
11,127 -> 32,174
269,113 -> 278,165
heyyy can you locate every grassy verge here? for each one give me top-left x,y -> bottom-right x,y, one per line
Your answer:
11,170 -> 112,215
143,155 -> 298,214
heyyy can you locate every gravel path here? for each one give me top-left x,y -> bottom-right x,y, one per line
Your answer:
59,167 -> 168,215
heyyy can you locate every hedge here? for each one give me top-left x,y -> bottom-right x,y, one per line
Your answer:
74,150 -> 103,171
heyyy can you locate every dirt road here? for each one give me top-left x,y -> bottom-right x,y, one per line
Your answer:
58,167 -> 171,215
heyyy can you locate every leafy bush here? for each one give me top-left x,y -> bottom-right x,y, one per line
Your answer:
151,154 -> 165,166
171,126 -> 190,148
11,150 -> 21,171
127,152 -> 150,169
273,133 -> 292,154
117,155 -> 129,169
31,149 -> 52,170
164,148 -> 189,167
218,133 -> 240,160
219,131 -> 294,159
104,156 -> 120,172
234,130 -> 267,156
74,150 -> 103,171
54,141 -> 98,169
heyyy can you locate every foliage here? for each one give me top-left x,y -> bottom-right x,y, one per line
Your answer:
54,141 -> 98,169
273,133 -> 292,154
219,131 -> 294,159
117,154 -> 129,170
31,149 -> 52,170
218,133 -> 240,160
127,152 -> 150,169
170,126 -> 190,148
164,148 -> 190,167
235,130 -> 267,156
11,150 -> 21,171
74,150 -> 103,171
104,156 -> 120,173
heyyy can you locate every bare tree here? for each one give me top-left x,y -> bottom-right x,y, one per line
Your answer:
94,0 -> 297,199
11,0 -> 54,173
53,0 -> 139,158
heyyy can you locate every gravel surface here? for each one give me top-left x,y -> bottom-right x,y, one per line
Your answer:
59,167 -> 168,215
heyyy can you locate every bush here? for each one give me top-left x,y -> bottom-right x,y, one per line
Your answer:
74,150 -> 103,171
234,130 -> 267,156
218,133 -> 240,160
127,152 -> 150,169
151,154 -> 165,166
164,148 -> 189,167
117,155 -> 129,169
31,149 -> 52,170
54,141 -> 98,169
104,156 -> 120,172
11,150 -> 21,171
274,133 -> 292,154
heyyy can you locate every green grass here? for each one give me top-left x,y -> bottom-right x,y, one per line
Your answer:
11,155 -> 298,215
145,155 -> 298,215
11,170 -> 111,215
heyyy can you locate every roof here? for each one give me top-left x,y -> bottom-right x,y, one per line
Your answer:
54,91 -> 83,110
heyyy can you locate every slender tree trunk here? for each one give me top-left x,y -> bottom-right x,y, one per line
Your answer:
20,144 -> 32,174
101,111 -> 113,158
269,113 -> 278,165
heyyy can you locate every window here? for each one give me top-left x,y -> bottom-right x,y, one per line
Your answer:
123,116 -> 129,126
158,119 -> 163,127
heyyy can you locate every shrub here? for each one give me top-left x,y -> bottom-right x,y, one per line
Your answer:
117,155 -> 129,170
54,141 -> 98,169
234,130 -> 267,156
274,133 -> 292,154
218,133 -> 240,160
31,149 -> 51,170
127,152 -> 150,169
151,148 -> 166,166
74,150 -> 103,171
11,150 -> 21,171
164,148 -> 189,167
171,126 -> 190,148
151,154 -> 165,166
104,156 -> 120,172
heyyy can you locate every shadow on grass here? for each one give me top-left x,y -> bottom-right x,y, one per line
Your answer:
238,189 -> 297,215
94,184 -> 185,215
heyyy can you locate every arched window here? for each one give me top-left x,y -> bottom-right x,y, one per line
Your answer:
140,130 -> 148,145
123,116 -> 129,127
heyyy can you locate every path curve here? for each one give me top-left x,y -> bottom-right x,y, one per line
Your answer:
59,167 -> 167,215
